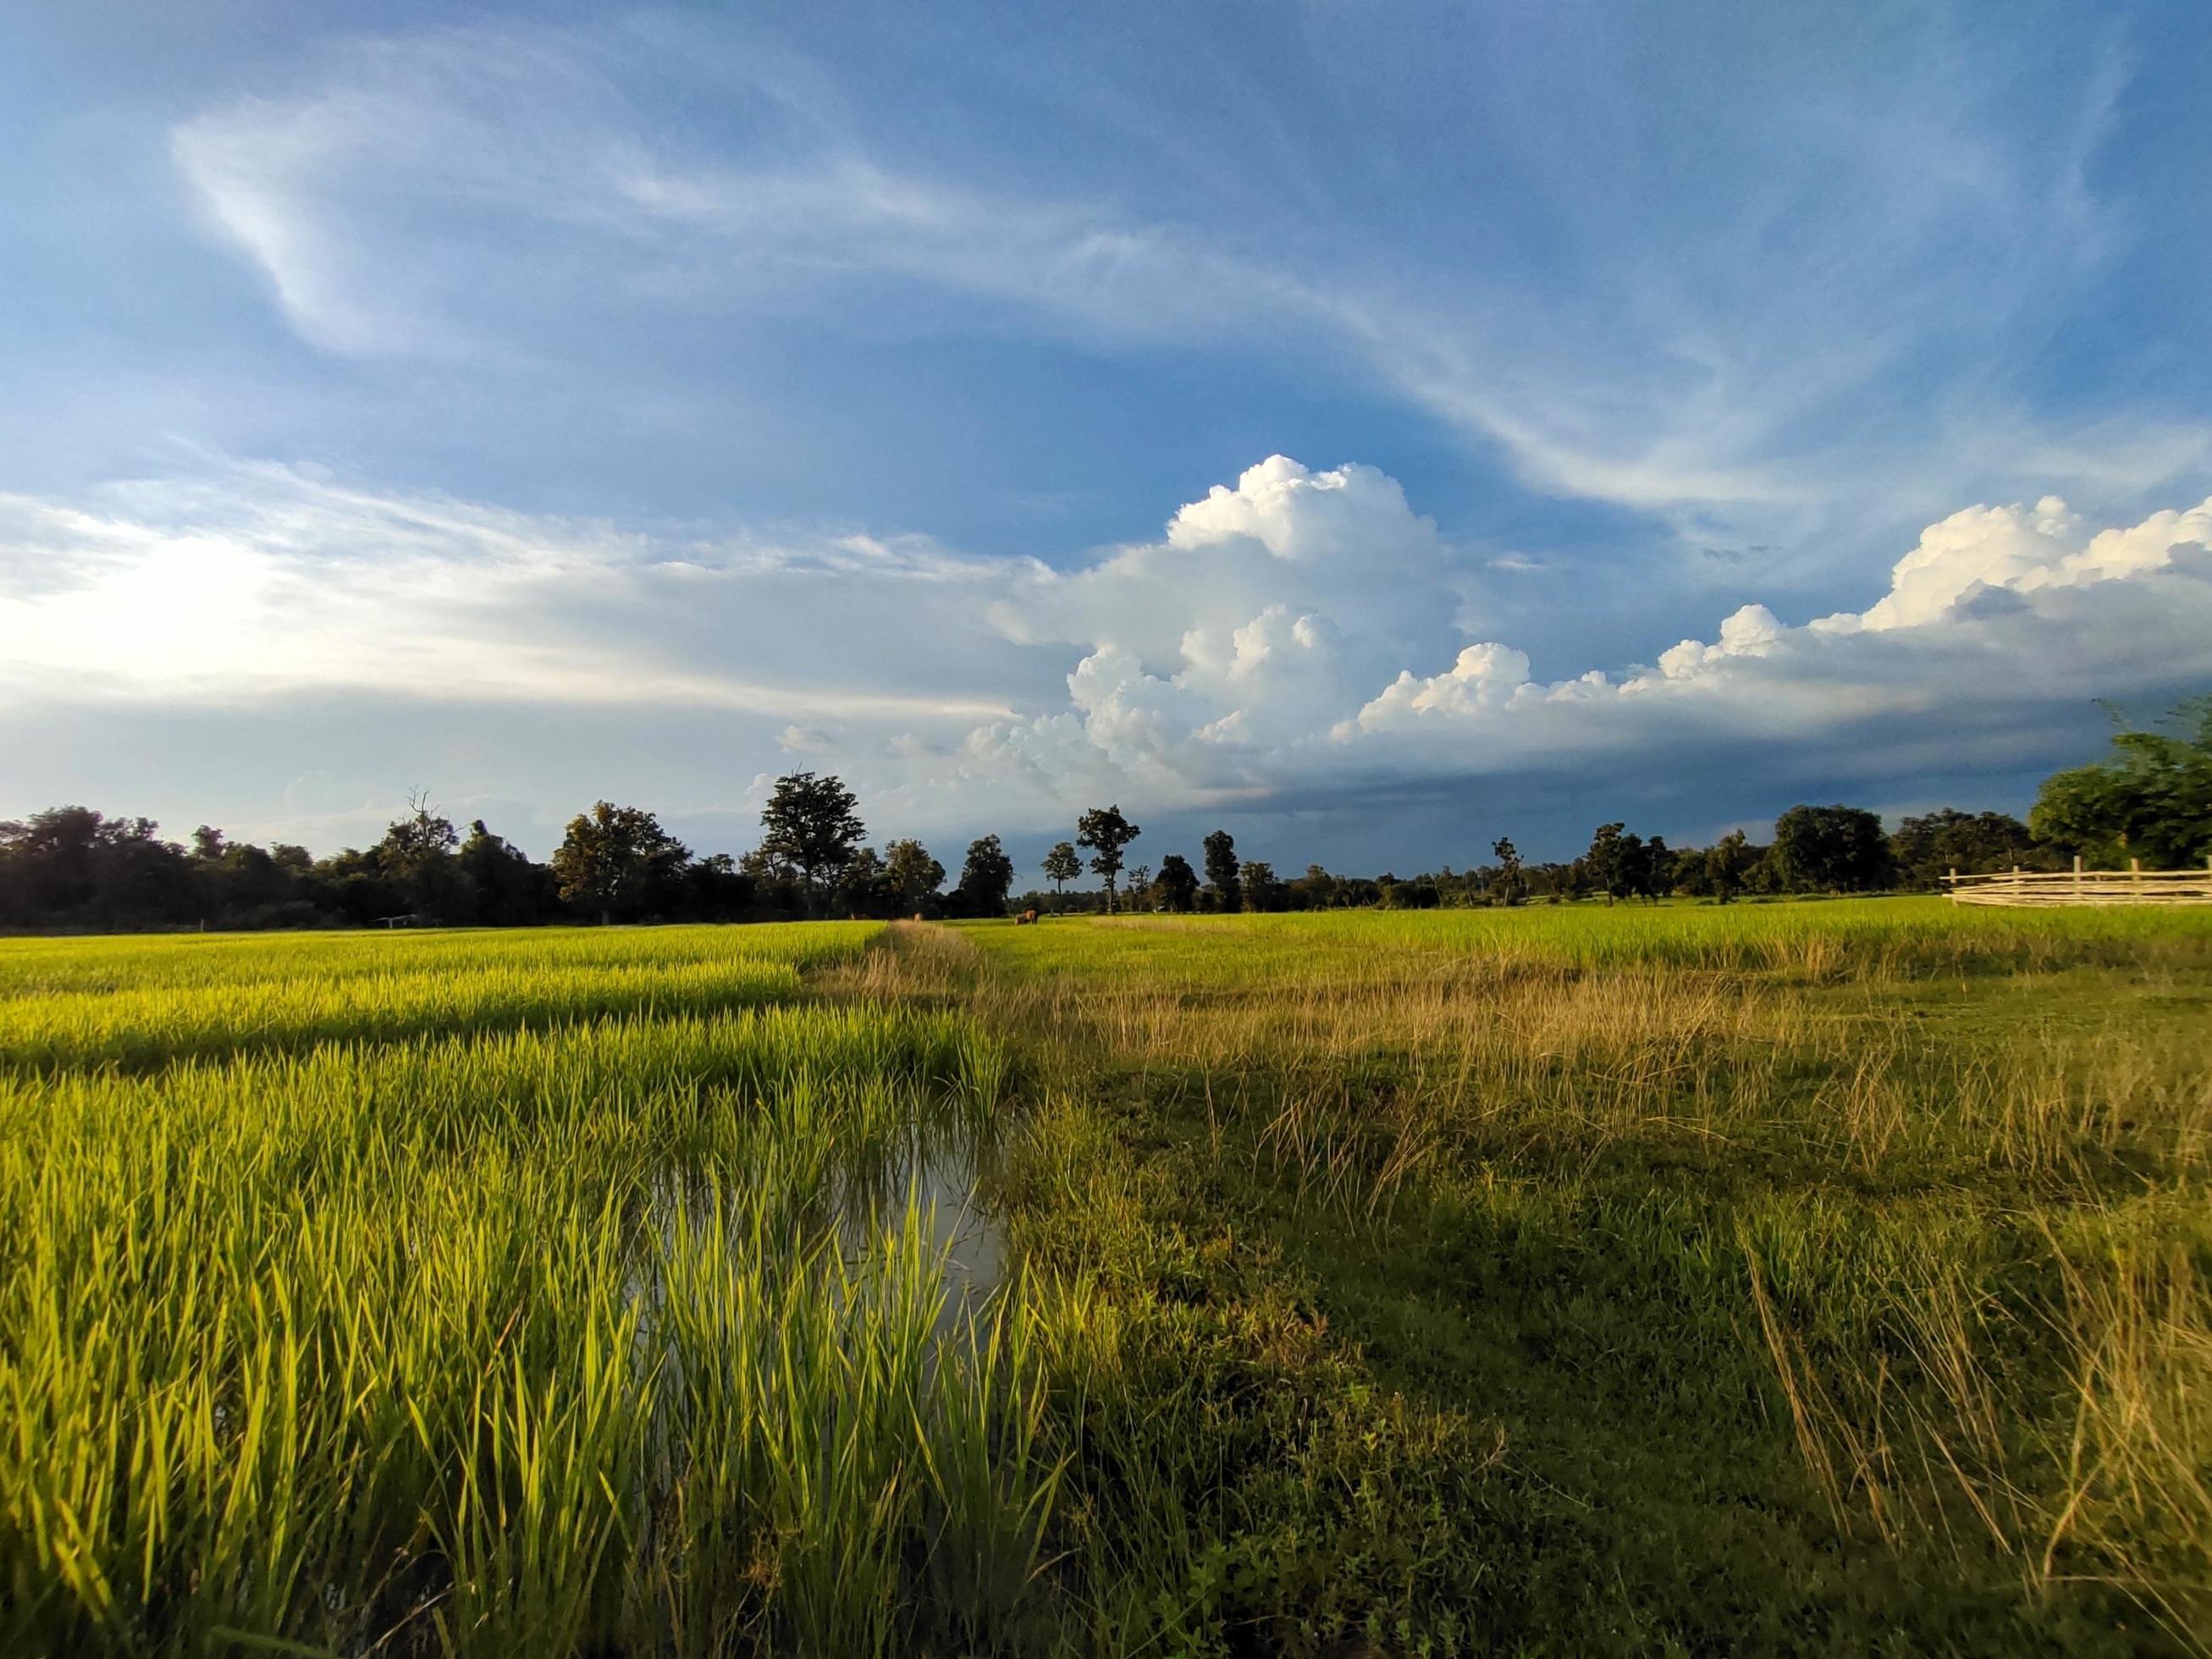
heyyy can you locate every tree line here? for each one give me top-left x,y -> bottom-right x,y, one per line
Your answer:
3,695 -> 2204,933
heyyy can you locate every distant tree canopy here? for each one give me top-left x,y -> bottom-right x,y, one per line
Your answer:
1041,841 -> 1082,897
954,834 -> 1016,918
883,839 -> 946,913
1768,805 -> 1893,894
10,693 -> 2210,934
552,802 -> 689,923
758,772 -> 867,913
1240,859 -> 1286,912
1890,809 -> 2042,889
1202,830 -> 1240,912
1076,806 -> 1141,913
1153,853 -> 1200,913
2030,697 -> 2212,867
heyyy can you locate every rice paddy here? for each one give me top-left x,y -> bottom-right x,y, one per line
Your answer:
3,903 -> 2209,1655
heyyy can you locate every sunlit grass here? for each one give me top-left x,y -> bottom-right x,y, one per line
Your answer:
6,904 -> 2209,1654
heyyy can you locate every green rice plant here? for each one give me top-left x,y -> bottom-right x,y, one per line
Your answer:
0,923 -> 1055,1658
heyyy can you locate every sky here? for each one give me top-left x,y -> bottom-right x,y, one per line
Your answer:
5,0 -> 2211,880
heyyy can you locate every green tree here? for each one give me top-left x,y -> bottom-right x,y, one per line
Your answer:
1202,830 -> 1241,912
1154,853 -> 1200,912
376,794 -> 461,919
882,839 -> 946,913
456,819 -> 552,925
758,772 -> 867,914
552,802 -> 689,923
1769,804 -> 1892,893
1240,858 -> 1286,912
1041,841 -> 1082,900
1076,805 -> 1141,913
1583,822 -> 1647,904
954,834 -> 1016,917
1890,809 -> 2041,888
1489,838 -> 1525,906
1702,830 -> 1757,902
2030,696 -> 2212,866
832,846 -> 892,917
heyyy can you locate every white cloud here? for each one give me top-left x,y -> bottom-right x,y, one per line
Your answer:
854,460 -> 2212,829
8,454 -> 2210,842
0,462 -> 1029,725
1343,490 -> 2212,781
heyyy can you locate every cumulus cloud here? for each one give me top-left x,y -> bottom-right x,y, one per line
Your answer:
8,453 -> 2211,846
1340,490 -> 2212,781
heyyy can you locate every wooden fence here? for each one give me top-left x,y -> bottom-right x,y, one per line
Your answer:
1944,857 -> 2212,907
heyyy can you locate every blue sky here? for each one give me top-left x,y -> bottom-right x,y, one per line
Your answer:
5,1 -> 2211,878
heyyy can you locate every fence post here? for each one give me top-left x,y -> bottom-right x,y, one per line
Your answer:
2132,856 -> 2142,901
2074,853 -> 2083,900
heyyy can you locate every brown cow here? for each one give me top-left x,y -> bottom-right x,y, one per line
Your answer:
1016,908 -> 1040,925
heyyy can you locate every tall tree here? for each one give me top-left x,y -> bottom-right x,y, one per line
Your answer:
1202,830 -> 1241,912
1701,830 -> 1757,902
456,818 -> 552,925
954,834 -> 1015,917
1240,859 -> 1286,912
758,772 -> 867,913
832,846 -> 891,917
883,839 -> 946,913
2030,695 -> 2212,866
376,794 -> 461,919
551,802 -> 689,923
1041,841 -> 1082,898
1769,804 -> 1892,893
1154,853 -> 1200,912
1076,805 -> 1141,913
1582,822 -> 1645,903
1490,837 -> 1525,906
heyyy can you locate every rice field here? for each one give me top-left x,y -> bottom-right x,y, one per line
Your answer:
3,903 -> 2210,1655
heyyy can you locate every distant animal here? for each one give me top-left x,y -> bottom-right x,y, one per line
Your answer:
913,911 -> 924,922
1016,908 -> 1040,925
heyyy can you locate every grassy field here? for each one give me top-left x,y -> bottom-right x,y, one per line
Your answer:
3,903 -> 2209,1655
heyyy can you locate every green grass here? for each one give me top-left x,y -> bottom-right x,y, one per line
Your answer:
945,903 -> 2212,1655
2,907 -> 2209,1655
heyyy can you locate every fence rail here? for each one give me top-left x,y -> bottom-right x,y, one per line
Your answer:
1944,857 -> 2212,907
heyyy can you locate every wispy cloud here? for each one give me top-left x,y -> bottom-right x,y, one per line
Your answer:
0,461 -> 1031,723
168,22 -> 2210,563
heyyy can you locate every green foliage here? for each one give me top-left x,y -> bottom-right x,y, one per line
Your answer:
758,772 -> 868,911
962,901 -> 2212,1652
1201,830 -> 1240,912
1891,807 -> 2043,887
1152,853 -> 1200,912
1041,841 -> 1082,896
1769,802 -> 1894,892
1075,805 -> 1140,912
2031,695 -> 2212,866
954,833 -> 1015,917
1239,858 -> 1286,912
549,799 -> 689,922
882,838 -> 946,913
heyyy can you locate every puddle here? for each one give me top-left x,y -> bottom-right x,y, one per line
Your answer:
835,1138 -> 1008,1336
629,1117 -> 1011,1361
